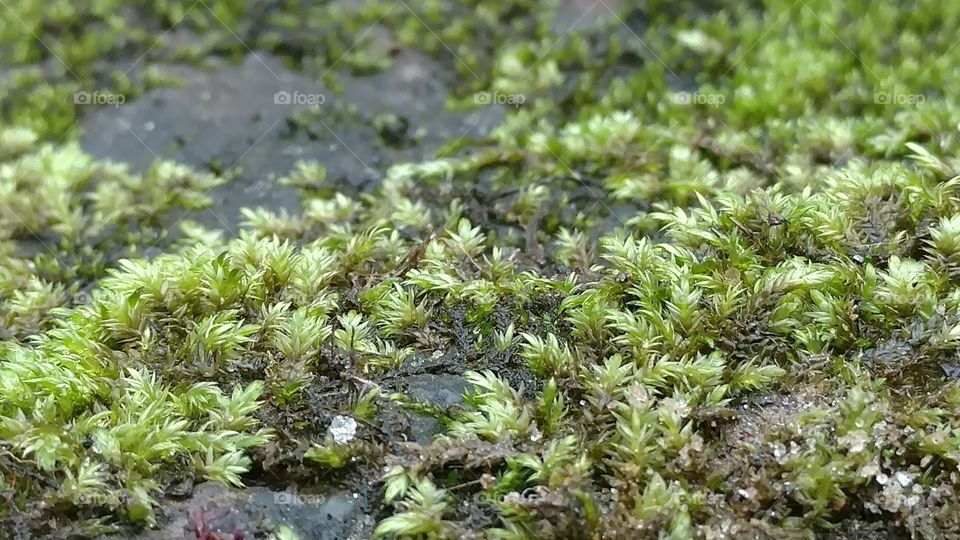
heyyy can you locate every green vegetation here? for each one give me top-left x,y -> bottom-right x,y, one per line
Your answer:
4,0 -> 960,538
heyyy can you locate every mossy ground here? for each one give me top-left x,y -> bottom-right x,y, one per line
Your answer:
3,0 -> 960,538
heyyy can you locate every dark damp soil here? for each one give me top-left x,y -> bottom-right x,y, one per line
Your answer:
111,358 -> 522,539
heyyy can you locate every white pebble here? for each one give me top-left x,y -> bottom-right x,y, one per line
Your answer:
896,471 -> 912,487
329,415 -> 358,444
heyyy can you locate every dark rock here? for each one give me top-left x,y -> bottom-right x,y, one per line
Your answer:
136,482 -> 373,540
80,51 -> 504,235
403,374 -> 470,444
405,374 -> 469,408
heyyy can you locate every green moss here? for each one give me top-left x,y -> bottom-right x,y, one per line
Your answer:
5,0 -> 960,538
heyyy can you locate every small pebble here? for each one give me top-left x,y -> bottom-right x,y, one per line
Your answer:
895,471 -> 912,487
329,415 -> 358,445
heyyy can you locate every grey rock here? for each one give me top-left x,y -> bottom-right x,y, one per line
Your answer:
405,374 -> 469,408
81,51 -> 504,234
135,482 -> 372,540
404,374 -> 470,444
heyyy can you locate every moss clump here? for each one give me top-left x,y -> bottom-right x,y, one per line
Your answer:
5,145 -> 960,536
4,0 -> 960,538
0,126 -> 224,344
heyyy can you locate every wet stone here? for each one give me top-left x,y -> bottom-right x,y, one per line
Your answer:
403,374 -> 470,444
405,374 -> 469,408
81,51 -> 504,235
135,482 -> 373,540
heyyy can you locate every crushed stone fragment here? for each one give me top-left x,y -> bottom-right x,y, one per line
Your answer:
329,415 -> 358,445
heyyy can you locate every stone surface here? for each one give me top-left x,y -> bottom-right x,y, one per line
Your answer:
134,482 -> 373,540
404,374 -> 470,444
80,51 -> 504,233
405,374 -> 470,408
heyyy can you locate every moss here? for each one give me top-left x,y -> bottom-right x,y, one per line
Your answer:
4,0 -> 960,538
